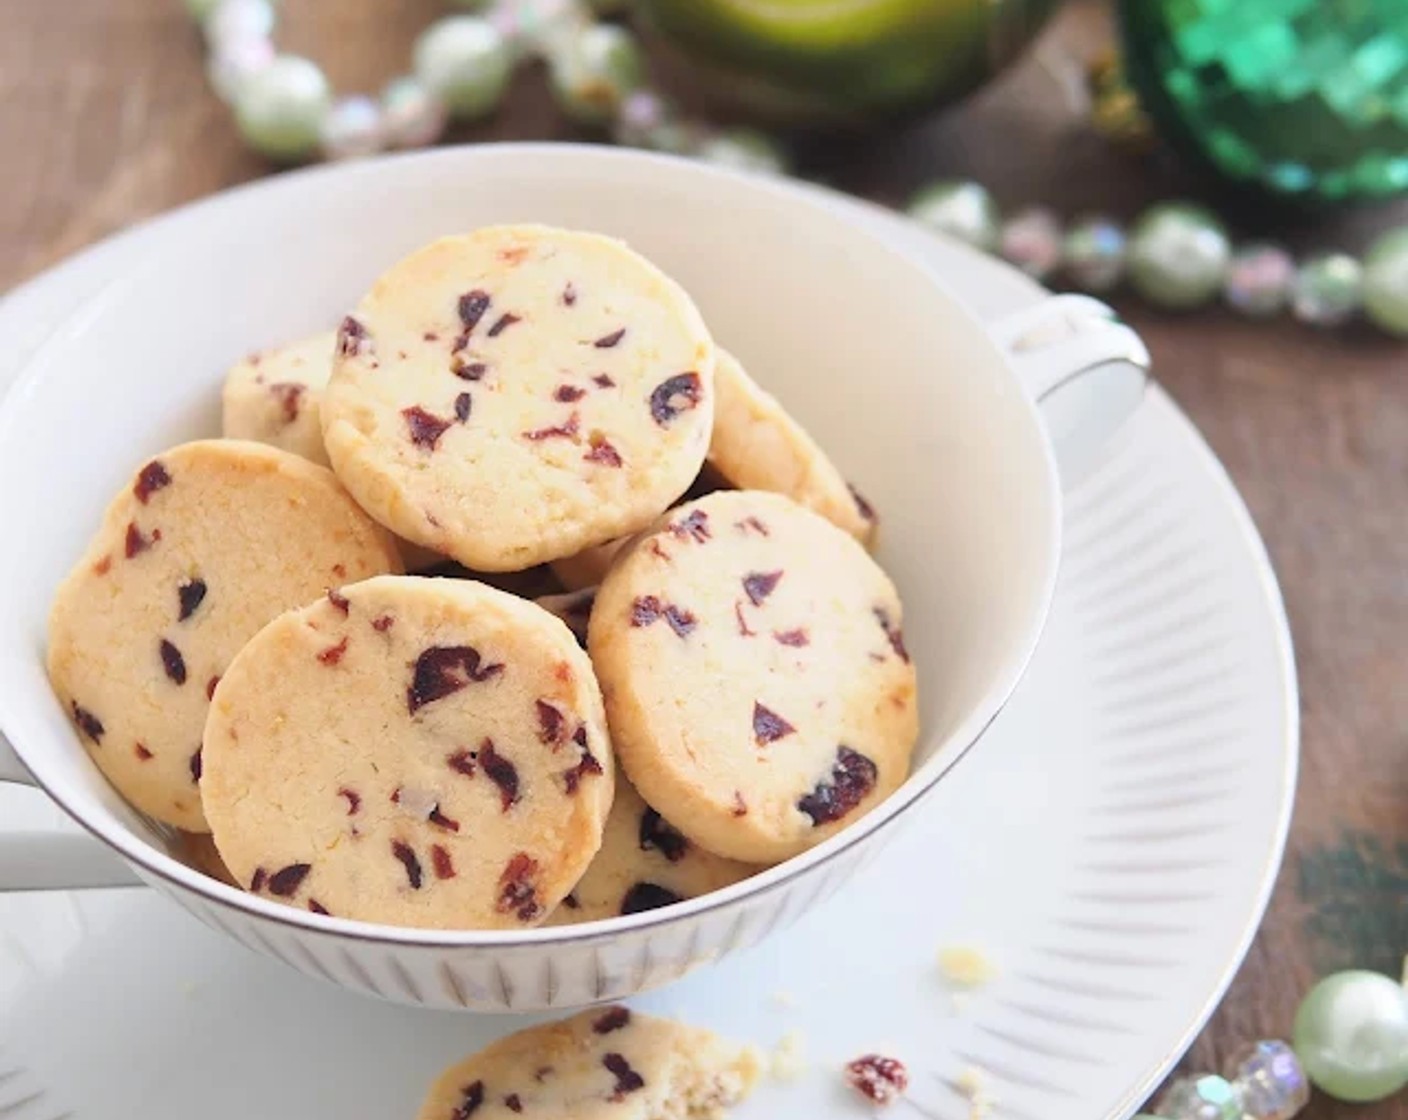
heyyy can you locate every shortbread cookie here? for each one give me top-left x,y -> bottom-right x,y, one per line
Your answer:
548,773 -> 758,924
416,1006 -> 760,1120
707,348 -> 878,545
589,491 -> 917,864
47,441 -> 401,831
221,330 -> 336,466
322,225 -> 716,570
202,576 -> 613,929
535,587 -> 596,648
549,539 -> 626,592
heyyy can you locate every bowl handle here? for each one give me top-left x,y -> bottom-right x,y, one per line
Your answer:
987,294 -> 1151,481
0,729 -> 143,890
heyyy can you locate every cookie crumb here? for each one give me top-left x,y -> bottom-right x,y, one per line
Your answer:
938,946 -> 997,989
769,1030 -> 808,1081
769,989 -> 797,1010
956,1066 -> 995,1119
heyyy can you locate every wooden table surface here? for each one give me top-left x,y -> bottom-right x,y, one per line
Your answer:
2,1 -> 1405,1116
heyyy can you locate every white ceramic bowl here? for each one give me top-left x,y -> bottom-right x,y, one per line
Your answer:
0,145 -> 1146,1011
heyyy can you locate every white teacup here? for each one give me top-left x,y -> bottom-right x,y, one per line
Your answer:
0,146 -> 1146,1011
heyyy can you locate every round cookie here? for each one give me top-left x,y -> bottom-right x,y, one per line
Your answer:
547,773 -> 759,925
707,348 -> 878,545
322,225 -> 716,571
549,539 -> 625,592
416,1006 -> 761,1120
221,330 -> 337,466
46,440 -> 402,831
588,490 -> 917,864
535,587 -> 597,649
202,575 -> 614,930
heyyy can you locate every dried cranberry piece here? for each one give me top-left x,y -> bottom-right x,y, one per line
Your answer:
269,382 -> 305,424
268,863 -> 311,897
454,392 -> 473,423
873,607 -> 909,663
326,588 -> 350,614
503,1095 -> 523,1114
452,358 -> 487,381
486,312 -> 520,338
496,853 -> 541,921
535,700 -> 566,746
603,1053 -> 646,1100
554,385 -> 586,402
159,639 -> 187,685
338,787 -> 361,815
402,406 -> 454,449
92,555 -> 113,576
593,1006 -> 631,1034
649,372 -> 703,426
317,636 -> 350,666
423,331 -> 439,342
206,675 -> 221,700
428,806 -> 461,832
731,791 -> 748,817
250,867 -> 267,892
391,840 -> 423,889
743,570 -> 783,606
562,730 -> 603,794
447,748 -> 476,776
178,578 -> 207,621
561,894 -> 579,910
592,373 -> 615,388
134,460 -> 172,504
753,702 -> 795,745
479,741 -> 520,810
134,742 -> 153,761
71,702 -> 104,743
337,316 -> 369,358
562,282 -> 577,306
734,602 -> 756,637
663,605 -> 696,637
308,899 -> 330,916
797,747 -> 878,825
457,291 -> 491,334
844,1055 -> 908,1106
848,483 -> 878,525
371,615 -> 395,632
620,882 -> 682,915
452,1080 -> 485,1120
431,843 -> 456,880
522,412 -> 580,442
736,516 -> 769,537
639,808 -> 689,862
407,646 -> 504,713
124,522 -> 154,559
628,595 -> 695,637
668,510 -> 711,543
584,435 -> 622,467
774,628 -> 810,647
189,747 -> 202,783
593,328 -> 626,348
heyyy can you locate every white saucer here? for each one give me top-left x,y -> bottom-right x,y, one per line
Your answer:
0,165 -> 1297,1120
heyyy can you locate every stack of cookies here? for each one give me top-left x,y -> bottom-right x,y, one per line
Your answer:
47,225 -> 918,931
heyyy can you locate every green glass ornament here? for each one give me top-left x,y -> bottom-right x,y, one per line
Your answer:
1363,227 -> 1408,337
1293,970 -> 1408,1103
636,0 -> 1058,124
549,25 -> 644,126
907,181 -> 1000,252
1119,0 -> 1408,202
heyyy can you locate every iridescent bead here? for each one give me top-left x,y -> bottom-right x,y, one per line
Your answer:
1292,253 -> 1363,328
1127,203 -> 1230,310
1293,970 -> 1408,1102
999,207 -> 1062,281
204,0 -> 276,49
1362,228 -> 1408,337
613,90 -> 690,153
1225,1040 -> 1309,1120
319,95 -> 383,161
207,34 -> 274,104
234,55 -> 330,163
380,76 -> 448,149
1224,243 -> 1296,318
1062,216 -> 1126,292
1154,1073 -> 1241,1120
695,128 -> 787,176
548,25 -> 643,126
907,181 -> 1000,253
413,17 -> 512,120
